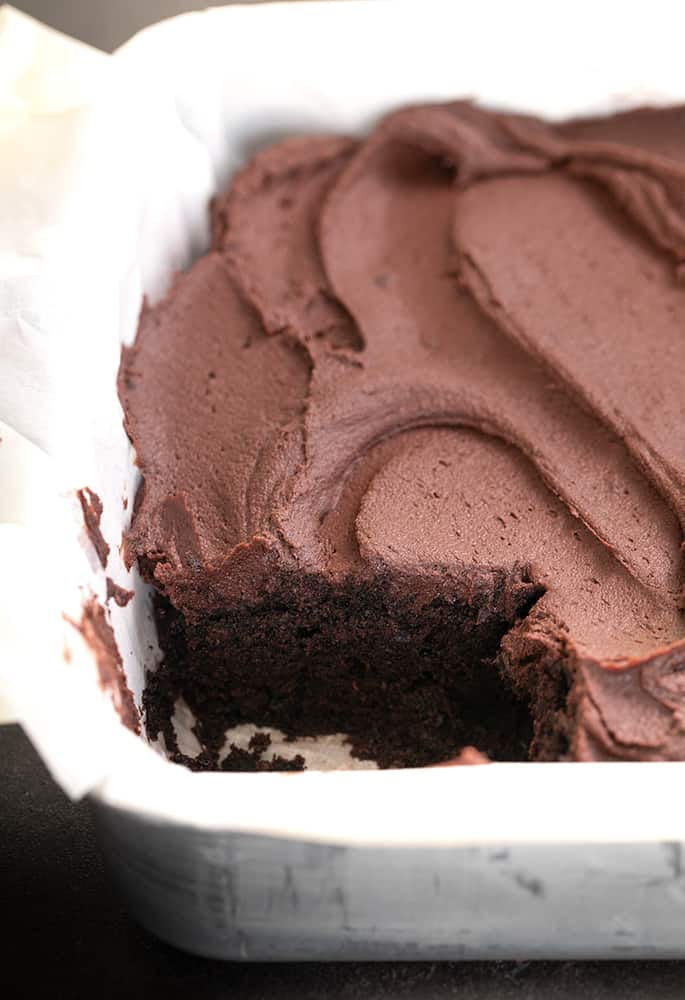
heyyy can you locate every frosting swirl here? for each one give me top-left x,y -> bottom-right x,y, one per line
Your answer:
121,103 -> 685,762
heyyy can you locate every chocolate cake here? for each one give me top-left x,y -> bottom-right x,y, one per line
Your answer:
119,102 -> 685,769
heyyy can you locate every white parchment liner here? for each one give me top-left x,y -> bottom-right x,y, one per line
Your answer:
2,0 -> 685,846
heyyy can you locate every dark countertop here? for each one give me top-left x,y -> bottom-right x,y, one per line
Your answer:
5,2 -> 685,996
3,723 -> 685,999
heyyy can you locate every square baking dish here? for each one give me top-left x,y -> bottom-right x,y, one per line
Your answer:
2,1 -> 685,960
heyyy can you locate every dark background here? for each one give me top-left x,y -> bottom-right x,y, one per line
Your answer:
6,1 -> 685,996
11,0 -> 255,51
4,724 -> 685,999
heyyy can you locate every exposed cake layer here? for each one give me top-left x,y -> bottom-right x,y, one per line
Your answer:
120,103 -> 685,767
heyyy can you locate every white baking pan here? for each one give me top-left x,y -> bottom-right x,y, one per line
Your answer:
2,0 -> 685,959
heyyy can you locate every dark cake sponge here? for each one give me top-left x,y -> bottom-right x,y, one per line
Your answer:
120,104 -> 685,768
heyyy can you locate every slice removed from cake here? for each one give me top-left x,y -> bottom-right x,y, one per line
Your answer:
120,104 -> 685,769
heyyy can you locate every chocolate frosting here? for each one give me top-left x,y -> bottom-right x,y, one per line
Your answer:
120,103 -> 685,762
76,598 -> 139,734
77,487 -> 109,569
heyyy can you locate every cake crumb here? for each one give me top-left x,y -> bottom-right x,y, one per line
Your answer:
221,732 -> 306,772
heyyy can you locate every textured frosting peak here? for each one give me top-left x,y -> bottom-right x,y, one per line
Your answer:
121,102 -> 685,763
